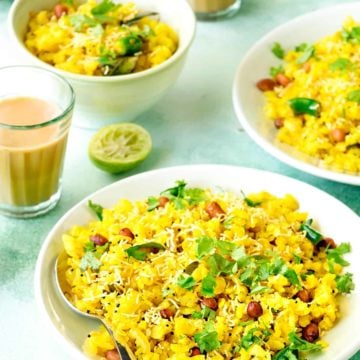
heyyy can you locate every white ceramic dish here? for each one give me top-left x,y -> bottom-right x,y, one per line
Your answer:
35,164 -> 360,359
8,0 -> 196,129
232,2 -> 360,186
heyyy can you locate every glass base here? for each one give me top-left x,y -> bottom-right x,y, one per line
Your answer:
0,187 -> 62,219
195,0 -> 241,21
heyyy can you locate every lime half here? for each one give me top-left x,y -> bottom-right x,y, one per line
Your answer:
88,123 -> 152,173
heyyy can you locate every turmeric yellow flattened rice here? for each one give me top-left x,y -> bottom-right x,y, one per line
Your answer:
59,181 -> 354,360
25,0 -> 178,76
258,17 -> 360,174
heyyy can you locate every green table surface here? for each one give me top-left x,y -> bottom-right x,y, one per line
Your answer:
0,0 -> 359,359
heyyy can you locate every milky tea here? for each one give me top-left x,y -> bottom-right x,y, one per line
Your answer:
0,97 -> 69,210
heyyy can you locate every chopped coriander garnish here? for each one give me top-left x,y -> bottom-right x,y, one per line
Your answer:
326,242 -> 351,267
88,200 -> 104,220
296,44 -> 315,64
329,58 -> 352,71
207,253 -> 237,276
294,42 -> 308,52
241,191 -> 261,207
273,331 -> 322,359
196,236 -> 216,258
70,14 -> 98,31
79,251 -> 102,272
201,274 -> 216,297
193,323 -> 221,353
91,0 -> 118,15
240,328 -> 262,350
341,26 -> 360,44
293,253 -> 302,264
335,272 -> 355,294
147,196 -> 160,211
270,65 -> 285,78
177,274 -> 196,290
347,89 -> 360,104
284,268 -> 301,287
83,241 -> 96,253
300,219 -> 323,244
125,242 -> 165,261
192,307 -> 216,320
272,42 -> 285,59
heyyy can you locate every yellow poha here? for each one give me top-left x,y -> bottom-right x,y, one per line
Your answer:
59,181 -> 354,360
259,17 -> 360,174
25,0 -> 178,76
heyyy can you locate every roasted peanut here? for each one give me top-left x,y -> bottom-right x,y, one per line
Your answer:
205,201 -> 225,219
200,297 -> 218,311
256,78 -> 276,92
247,301 -> 263,318
119,227 -> 135,240
90,233 -> 108,246
302,323 -> 319,342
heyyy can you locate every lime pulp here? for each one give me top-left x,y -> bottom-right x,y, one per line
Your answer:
88,123 -> 152,173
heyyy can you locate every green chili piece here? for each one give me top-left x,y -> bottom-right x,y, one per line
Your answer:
300,219 -> 323,245
118,35 -> 142,56
288,97 -> 321,117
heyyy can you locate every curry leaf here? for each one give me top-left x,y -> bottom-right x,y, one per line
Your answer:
177,274 -> 196,290
125,242 -> 165,261
88,200 -> 104,220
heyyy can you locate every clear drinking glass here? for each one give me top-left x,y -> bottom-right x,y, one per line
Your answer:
0,66 -> 75,218
187,0 -> 241,20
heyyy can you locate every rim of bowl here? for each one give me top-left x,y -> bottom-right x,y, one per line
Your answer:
8,0 -> 196,83
232,2 -> 360,186
0,65 -> 75,129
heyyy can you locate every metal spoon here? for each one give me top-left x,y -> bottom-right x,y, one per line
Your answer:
54,252 -> 132,360
123,12 -> 159,25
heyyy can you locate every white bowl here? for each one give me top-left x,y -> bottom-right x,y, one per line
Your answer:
35,164 -> 360,360
232,2 -> 360,186
8,0 -> 196,129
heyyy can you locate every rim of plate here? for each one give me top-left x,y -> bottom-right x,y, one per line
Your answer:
232,2 -> 360,186
34,164 -> 360,359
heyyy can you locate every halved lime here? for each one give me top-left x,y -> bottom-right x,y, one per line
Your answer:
88,123 -> 152,173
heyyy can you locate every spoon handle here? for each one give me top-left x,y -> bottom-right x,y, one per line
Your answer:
101,320 -> 132,360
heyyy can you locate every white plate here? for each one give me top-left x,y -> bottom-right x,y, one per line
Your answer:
34,165 -> 360,359
232,2 -> 360,186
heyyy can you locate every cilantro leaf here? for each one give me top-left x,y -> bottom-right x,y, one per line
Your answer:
336,272 -> 355,293
201,274 -> 216,297
293,254 -> 302,264
192,307 -> 216,320
326,242 -> 351,267
329,58 -> 352,72
347,89 -> 360,104
125,242 -> 165,261
160,180 -> 207,209
80,251 -> 102,272
193,325 -> 221,353
84,241 -> 95,252
250,284 -> 269,294
270,65 -> 284,78
342,26 -> 360,44
240,329 -> 262,350
70,14 -> 99,31
215,240 -> 236,255
295,43 -> 308,52
241,191 -> 261,207
273,347 -> 298,360
147,196 -> 160,211
88,200 -> 104,220
91,0 -> 117,15
296,44 -> 315,64
272,42 -> 285,59
288,332 -> 322,352
177,274 -> 196,290
207,253 -> 237,276
196,236 -> 215,258
300,219 -> 323,245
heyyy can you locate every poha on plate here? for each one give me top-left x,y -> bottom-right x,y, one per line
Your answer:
58,181 -> 354,359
